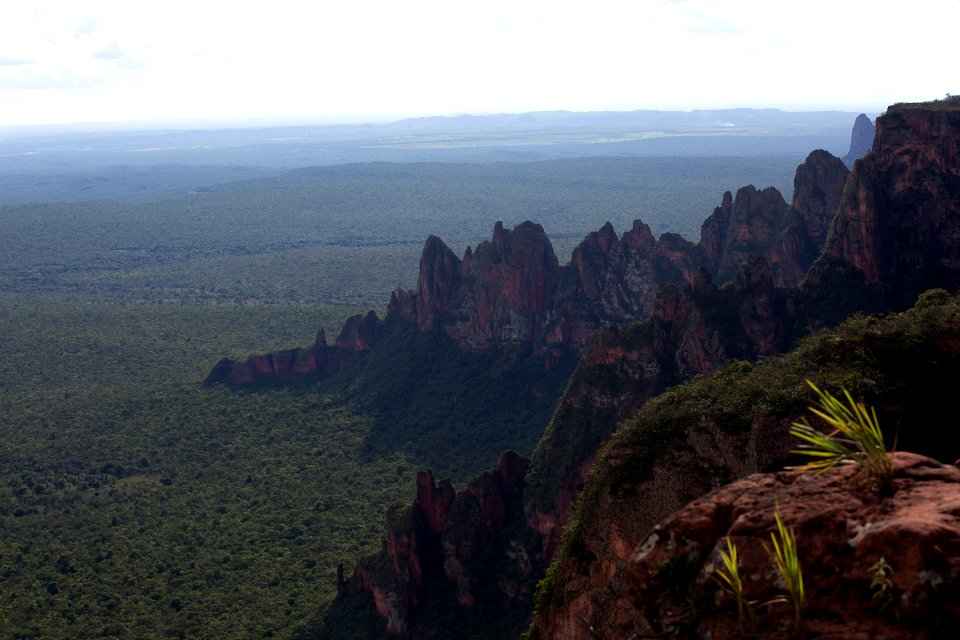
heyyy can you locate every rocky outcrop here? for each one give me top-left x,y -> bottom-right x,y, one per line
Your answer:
390,221 -> 561,350
543,221 -> 698,351
200,312 -> 383,387
201,328 -> 340,387
337,469 -> 455,637
700,186 -> 788,283
809,101 -> 960,315
699,149 -> 848,288
530,291 -> 960,639
523,256 -> 796,568
843,112 -> 876,168
628,452 -> 960,639
313,100 -> 960,638
328,452 -> 533,639
334,310 -> 382,351
767,149 -> 851,286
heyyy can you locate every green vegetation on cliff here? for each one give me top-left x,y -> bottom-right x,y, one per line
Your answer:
533,289 -> 960,632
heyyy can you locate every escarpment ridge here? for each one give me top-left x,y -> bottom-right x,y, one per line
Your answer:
204,147 -> 845,388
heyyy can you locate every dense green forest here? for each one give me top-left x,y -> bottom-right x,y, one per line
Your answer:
1,154 -> 808,637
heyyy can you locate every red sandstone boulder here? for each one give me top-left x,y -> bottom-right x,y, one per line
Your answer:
629,452 -> 960,639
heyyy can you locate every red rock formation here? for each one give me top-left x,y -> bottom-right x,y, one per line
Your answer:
412,236 -> 461,332
766,149 -> 851,286
200,327 -> 342,387
335,310 -> 381,352
458,220 -> 561,348
524,256 -> 797,578
200,311 -> 384,387
390,221 -> 562,350
699,185 -> 787,282
629,453 -> 960,639
208,148 -> 848,389
414,471 -> 456,536
545,220 -> 697,350
304,102 -> 960,639
811,102 -> 960,309
699,150 -> 848,288
335,451 -> 532,637
792,149 -> 851,247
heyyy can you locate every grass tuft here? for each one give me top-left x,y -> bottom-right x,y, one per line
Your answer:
713,537 -> 753,623
789,380 -> 894,494
763,509 -> 804,630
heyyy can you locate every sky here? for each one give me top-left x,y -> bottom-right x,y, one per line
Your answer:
1,0 -> 957,128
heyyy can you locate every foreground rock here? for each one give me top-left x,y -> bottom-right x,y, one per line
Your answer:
628,452 -> 960,639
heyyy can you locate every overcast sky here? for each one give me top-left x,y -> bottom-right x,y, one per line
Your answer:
1,0 -> 957,127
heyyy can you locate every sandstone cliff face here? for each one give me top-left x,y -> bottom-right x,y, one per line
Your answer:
390,221 -> 561,350
333,452 -> 532,639
319,102 -> 960,638
629,453 -> 960,639
201,328 -> 336,388
531,292 -> 960,639
318,148 -> 846,635
523,256 -> 796,568
810,103 -> 960,312
544,221 -> 697,351
206,149 -> 847,388
200,312 -> 382,387
767,149 -> 851,286
843,112 -> 877,168
699,149 -> 848,288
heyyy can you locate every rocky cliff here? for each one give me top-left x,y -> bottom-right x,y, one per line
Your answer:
808,99 -> 960,320
321,451 -> 534,639
389,221 -> 562,350
843,112 -> 877,168
322,255 -> 803,640
530,290 -> 960,639
530,99 -> 960,639
769,148 -> 850,286
207,150 -> 846,389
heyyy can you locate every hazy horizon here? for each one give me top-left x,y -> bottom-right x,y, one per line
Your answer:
2,1 -> 955,129
0,104 -> 886,136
